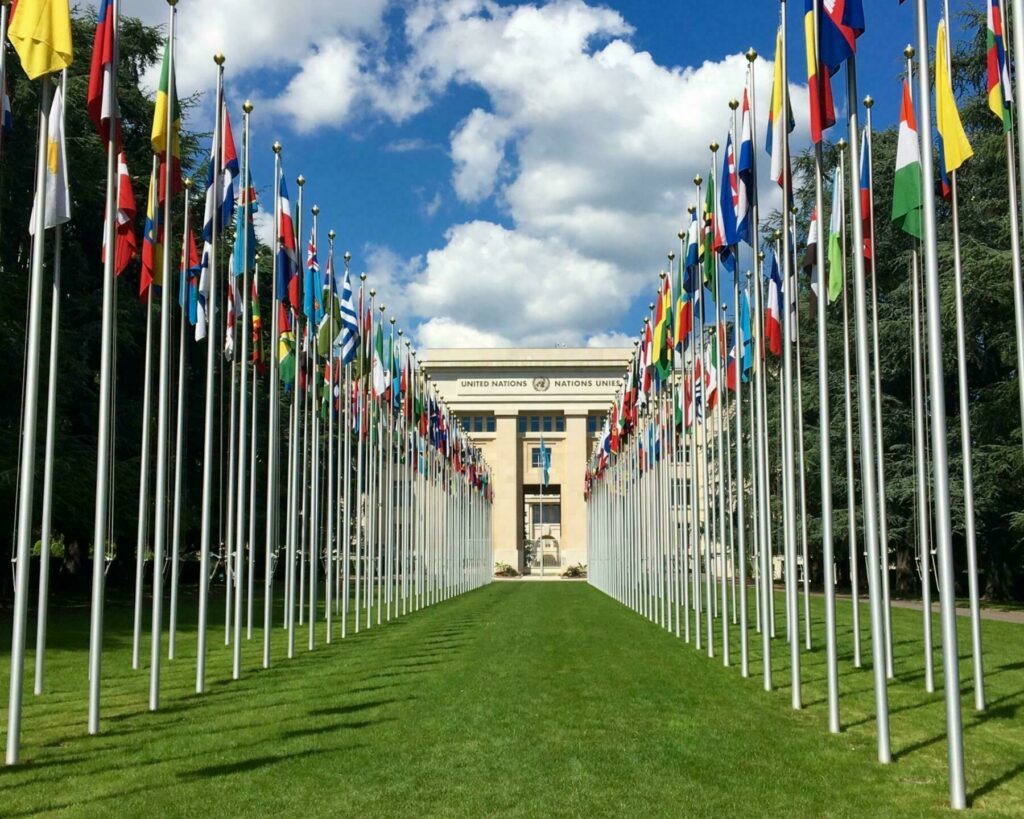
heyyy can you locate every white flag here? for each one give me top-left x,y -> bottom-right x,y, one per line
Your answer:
30,83 -> 71,235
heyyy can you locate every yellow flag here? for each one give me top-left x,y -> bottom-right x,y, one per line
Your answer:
8,0 -> 73,80
935,19 -> 973,174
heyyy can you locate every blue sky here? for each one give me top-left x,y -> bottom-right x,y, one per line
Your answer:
134,0 -> 977,350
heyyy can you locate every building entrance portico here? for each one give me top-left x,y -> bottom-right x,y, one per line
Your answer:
421,348 -> 630,575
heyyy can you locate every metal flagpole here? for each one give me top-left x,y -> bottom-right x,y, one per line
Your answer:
1009,0 -> 1024,454
88,1 -> 119,728
232,100 -> 254,680
791,227 -> 811,652
778,4 -> 800,705
133,221 -> 156,671
325,229 -> 337,642
910,217 -> 935,693
150,0 -> 178,708
34,69 -> 68,696
745,46 -> 772,689
846,53 -> 890,763
170,179 -> 193,660
308,207 -> 321,651
735,261 -> 749,677
811,0 -> 839,732
377,304 -> 386,624
7,74 -> 53,764
385,316 -> 396,616
247,262 -> 260,640
912,0 -> 966,804
197,54 -> 225,694
838,138 -> 862,669
864,96 -> 894,680
295,178 -> 307,634
263,141 -> 283,669
939,0 -> 983,710
342,263 -> 353,638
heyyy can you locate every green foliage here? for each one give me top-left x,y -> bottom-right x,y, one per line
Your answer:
778,9 -> 1024,600
494,561 -> 519,577
561,562 -> 587,578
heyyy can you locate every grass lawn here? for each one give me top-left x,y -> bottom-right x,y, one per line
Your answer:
0,581 -> 1022,816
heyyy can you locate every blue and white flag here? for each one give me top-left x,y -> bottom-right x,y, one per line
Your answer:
339,265 -> 359,364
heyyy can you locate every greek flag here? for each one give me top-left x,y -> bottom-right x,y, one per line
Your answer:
339,266 -> 359,364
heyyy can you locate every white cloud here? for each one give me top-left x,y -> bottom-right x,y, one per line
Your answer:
586,331 -> 634,349
450,109 -> 511,202
272,38 -> 364,132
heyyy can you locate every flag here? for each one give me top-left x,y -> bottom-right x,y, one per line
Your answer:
892,81 -> 924,241
304,225 -> 323,325
804,0 -> 836,143
766,28 -> 793,188
339,265 -> 359,364
278,314 -> 296,385
539,434 -> 551,488
232,183 -> 257,277
220,104 -> 238,224
705,328 -> 721,411
827,165 -> 844,303
765,252 -> 783,356
739,288 -> 754,377
736,86 -> 753,245
139,162 -> 163,297
805,208 -> 824,316
987,0 -> 1013,131
717,132 -> 739,249
8,0 -> 73,80
29,81 -> 69,234
276,175 -> 299,311
251,274 -> 266,372
818,0 -> 865,73
86,0 -> 116,141
102,149 -> 136,276
860,129 -> 873,262
179,225 -> 200,324
151,36 -> 182,201
703,171 -> 716,287
935,19 -> 973,176
371,323 -> 387,397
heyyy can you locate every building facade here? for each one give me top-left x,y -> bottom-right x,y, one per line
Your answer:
422,348 -> 630,575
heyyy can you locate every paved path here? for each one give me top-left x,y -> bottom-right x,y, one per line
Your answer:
882,597 -> 1024,624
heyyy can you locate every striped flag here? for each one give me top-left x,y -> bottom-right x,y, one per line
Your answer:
29,81 -> 70,235
987,0 -> 1013,132
892,80 -> 924,241
139,162 -> 162,297
87,0 -> 116,141
804,0 -> 836,143
339,264 -> 359,365
101,150 -> 137,276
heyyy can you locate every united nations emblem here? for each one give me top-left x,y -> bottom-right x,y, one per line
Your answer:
533,377 -> 550,392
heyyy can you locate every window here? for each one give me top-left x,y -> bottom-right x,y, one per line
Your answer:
530,447 -> 544,468
530,415 -> 540,432
587,416 -> 597,435
542,415 -> 553,432
554,416 -> 565,432
518,417 -> 527,434
531,504 -> 561,524
473,416 -> 483,432
486,416 -> 496,432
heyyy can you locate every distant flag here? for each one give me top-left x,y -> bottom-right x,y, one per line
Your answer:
739,287 -> 754,376
197,134 -> 219,340
102,150 -> 137,276
140,162 -> 163,297
804,0 -> 836,143
87,0 -> 116,141
278,311 -> 296,385
804,208 -> 821,315
860,129 -> 873,262
339,265 -> 359,365
892,81 -> 924,241
539,433 -> 551,488
220,103 -> 238,224
703,169 -> 717,287
935,19 -> 974,176
276,174 -> 299,312
717,132 -> 739,249
251,273 -> 266,372
817,0 -> 865,73
29,81 -> 69,234
8,0 -> 73,80
685,209 -> 700,277
766,28 -> 794,190
224,261 -> 241,360
232,183 -> 257,277
371,323 -> 387,397
987,0 -> 1013,131
304,225 -> 323,325
179,225 -> 200,325
765,251 -> 784,356
827,165 -> 844,303
736,86 -> 753,244
151,35 -> 182,200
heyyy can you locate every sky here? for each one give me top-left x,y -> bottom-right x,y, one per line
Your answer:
128,0 -> 977,351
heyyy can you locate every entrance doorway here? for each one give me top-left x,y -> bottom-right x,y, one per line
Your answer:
523,484 -> 561,575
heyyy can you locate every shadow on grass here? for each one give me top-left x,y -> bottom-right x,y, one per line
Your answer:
971,760 -> 1024,804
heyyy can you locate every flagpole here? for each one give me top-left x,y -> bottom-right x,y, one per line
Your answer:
1009,0 -> 1024,453
232,99 -> 254,680
263,142 -> 283,669
196,54 -> 225,694
938,0 -> 984,710
810,0 -> 839,733
133,235 -> 156,672
355,276 -> 368,633
246,263 -> 260,640
858,98 -> 895,680
912,0 -> 966,804
791,222 -> 811,652
325,229 -> 337,642
295,177 -> 307,637
0,0 -> 9,169
148,0 -> 178,708
308,204 -> 321,651
34,69 -> 69,696
170,178 -> 193,660
6,73 -> 53,764
777,0 -> 800,708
